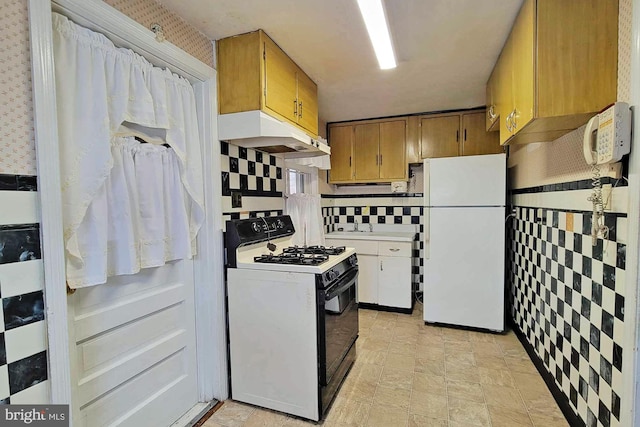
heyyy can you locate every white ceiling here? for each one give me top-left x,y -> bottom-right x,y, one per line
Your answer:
157,0 -> 524,124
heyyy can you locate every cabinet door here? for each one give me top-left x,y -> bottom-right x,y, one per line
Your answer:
357,254 -> 378,304
263,38 -> 298,123
328,125 -> 354,182
296,70 -> 318,135
499,34 -> 514,145
378,256 -> 412,309
461,112 -> 502,156
510,0 -> 535,135
354,123 -> 380,180
379,120 -> 406,180
420,115 -> 460,158
486,64 -> 499,131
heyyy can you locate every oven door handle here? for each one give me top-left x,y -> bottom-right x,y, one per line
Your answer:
325,267 -> 358,301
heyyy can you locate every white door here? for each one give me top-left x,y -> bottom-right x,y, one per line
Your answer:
357,254 -> 379,304
378,256 -> 411,308
424,207 -> 505,331
424,154 -> 506,207
68,260 -> 198,426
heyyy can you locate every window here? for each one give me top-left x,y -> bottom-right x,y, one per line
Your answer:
287,168 -> 307,195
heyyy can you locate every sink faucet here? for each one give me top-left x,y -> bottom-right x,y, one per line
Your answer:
354,220 -> 359,232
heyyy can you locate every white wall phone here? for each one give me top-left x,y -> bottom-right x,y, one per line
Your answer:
583,102 -> 631,244
583,102 -> 631,165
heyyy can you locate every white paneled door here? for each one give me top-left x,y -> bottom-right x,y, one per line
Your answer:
68,260 -> 198,426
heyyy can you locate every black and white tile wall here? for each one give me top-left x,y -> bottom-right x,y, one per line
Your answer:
509,205 -> 626,427
0,174 -> 49,403
321,203 -> 424,288
220,142 -> 285,224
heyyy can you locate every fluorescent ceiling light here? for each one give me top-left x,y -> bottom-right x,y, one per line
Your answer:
356,0 -> 396,69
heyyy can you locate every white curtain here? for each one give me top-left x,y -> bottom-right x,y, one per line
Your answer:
286,194 -> 325,247
52,13 -> 204,288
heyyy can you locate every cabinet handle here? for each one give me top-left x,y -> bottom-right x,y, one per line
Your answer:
380,260 -> 383,271
389,248 -> 400,252
376,155 -> 378,165
293,100 -> 297,117
299,101 -> 303,118
488,105 -> 497,121
349,156 -> 352,167
380,154 -> 382,165
456,130 -> 459,142
512,109 -> 517,130
464,129 -> 467,141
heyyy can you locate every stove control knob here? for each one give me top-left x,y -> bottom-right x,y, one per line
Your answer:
327,269 -> 338,281
276,219 -> 284,229
348,255 -> 358,266
251,222 -> 260,233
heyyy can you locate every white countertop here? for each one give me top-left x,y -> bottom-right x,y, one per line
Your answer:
325,231 -> 416,242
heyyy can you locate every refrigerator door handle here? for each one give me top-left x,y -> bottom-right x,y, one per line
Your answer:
424,207 -> 430,260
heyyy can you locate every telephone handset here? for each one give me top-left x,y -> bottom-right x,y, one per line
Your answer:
583,102 -> 631,165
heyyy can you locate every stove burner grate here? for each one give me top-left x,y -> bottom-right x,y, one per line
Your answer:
281,245 -> 346,256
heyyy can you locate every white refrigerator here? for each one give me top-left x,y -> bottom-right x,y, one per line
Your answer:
423,153 -> 506,331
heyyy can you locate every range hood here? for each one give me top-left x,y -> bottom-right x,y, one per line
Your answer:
218,111 -> 330,158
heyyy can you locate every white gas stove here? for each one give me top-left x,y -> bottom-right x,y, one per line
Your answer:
225,215 -> 359,421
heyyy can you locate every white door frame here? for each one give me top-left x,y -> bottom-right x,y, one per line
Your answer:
27,0 -> 228,416
629,0 -> 640,425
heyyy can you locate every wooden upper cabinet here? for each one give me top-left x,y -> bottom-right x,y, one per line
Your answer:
420,115 -> 460,159
217,30 -> 319,136
354,123 -> 380,180
491,0 -> 618,145
461,112 -> 502,156
296,70 -> 318,134
379,121 -> 406,180
328,119 -> 407,184
263,36 -> 298,123
328,125 -> 354,182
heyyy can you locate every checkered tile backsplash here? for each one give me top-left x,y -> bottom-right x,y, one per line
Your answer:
509,206 -> 626,427
0,178 -> 49,404
322,204 -> 424,288
220,142 -> 284,197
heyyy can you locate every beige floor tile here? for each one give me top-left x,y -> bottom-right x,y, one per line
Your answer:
390,342 -> 418,356
418,325 -> 443,335
505,355 -> 539,375
481,384 -> 524,410
477,366 -> 516,387
474,354 -> 508,370
449,422 -> 486,427
365,406 -> 409,427
375,311 -> 398,321
444,352 -> 476,366
202,419 -> 225,427
359,317 -> 377,329
339,378 -> 378,402
523,394 -> 564,419
413,372 -> 446,395
445,340 -> 473,354
392,332 -> 419,345
357,349 -> 387,366
350,363 -> 383,381
417,334 -> 444,347
373,384 -> 412,410
448,397 -> 491,426
487,405 -> 532,427
385,353 -> 416,371
414,358 -> 445,376
209,401 -> 255,427
359,309 -> 378,319
408,414 -> 448,427
409,391 -> 448,420
379,366 -> 414,390
416,345 -> 445,361
442,328 -> 471,342
323,397 -> 371,426
446,379 -> 485,403
243,408 -> 291,427
471,341 -> 502,356
445,362 -> 480,383
283,417 -> 314,426
469,332 -> 497,343
397,314 -> 420,325
368,327 -> 394,341
509,372 -> 548,399
529,413 -> 570,427
362,338 -> 391,352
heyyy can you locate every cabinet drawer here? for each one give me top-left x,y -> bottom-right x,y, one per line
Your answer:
325,238 -> 378,256
378,241 -> 411,257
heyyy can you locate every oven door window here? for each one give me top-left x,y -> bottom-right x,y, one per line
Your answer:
320,268 -> 359,386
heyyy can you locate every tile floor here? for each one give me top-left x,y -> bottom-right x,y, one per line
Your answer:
203,306 -> 570,427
